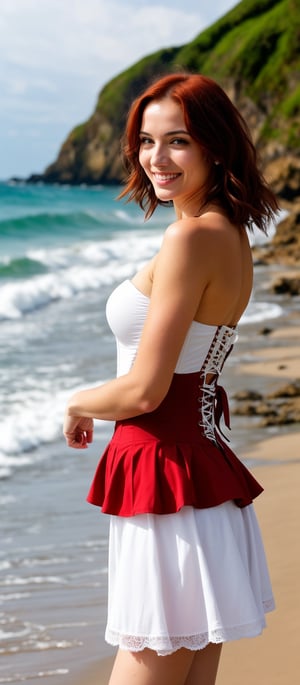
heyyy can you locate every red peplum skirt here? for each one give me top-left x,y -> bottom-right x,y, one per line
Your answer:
87,372 -> 263,516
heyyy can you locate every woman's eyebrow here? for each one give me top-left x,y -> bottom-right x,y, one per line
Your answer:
139,129 -> 190,136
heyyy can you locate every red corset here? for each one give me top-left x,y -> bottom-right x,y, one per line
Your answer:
87,372 -> 263,517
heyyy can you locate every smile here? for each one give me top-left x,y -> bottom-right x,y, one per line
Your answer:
153,173 -> 180,182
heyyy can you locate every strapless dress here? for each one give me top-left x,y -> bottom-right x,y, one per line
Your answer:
87,280 -> 275,655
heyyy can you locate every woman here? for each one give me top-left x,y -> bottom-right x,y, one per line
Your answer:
64,73 -> 278,685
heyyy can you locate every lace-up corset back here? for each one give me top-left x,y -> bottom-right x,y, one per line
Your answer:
198,326 -> 236,444
106,279 -> 237,443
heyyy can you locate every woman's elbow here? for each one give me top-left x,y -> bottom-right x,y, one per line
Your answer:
137,396 -> 161,414
135,384 -> 168,415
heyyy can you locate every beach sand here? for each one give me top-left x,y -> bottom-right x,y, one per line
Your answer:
64,324 -> 300,685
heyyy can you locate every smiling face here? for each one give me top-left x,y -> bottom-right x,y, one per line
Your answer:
138,97 -> 212,217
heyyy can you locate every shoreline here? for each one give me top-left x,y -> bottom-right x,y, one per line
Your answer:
240,323 -> 300,380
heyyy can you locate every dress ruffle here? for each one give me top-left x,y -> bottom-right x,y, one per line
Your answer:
87,372 -> 263,516
105,502 -> 275,654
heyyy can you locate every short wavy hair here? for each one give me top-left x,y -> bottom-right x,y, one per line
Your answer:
119,72 -> 278,232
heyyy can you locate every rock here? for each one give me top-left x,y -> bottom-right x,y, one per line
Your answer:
252,208 -> 300,266
259,327 -> 273,336
232,390 -> 263,401
271,275 -> 300,295
233,402 -> 263,416
267,380 -> 300,399
232,383 -> 300,427
263,155 -> 300,202
259,398 -> 300,426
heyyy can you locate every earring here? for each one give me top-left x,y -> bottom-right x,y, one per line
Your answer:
214,160 -> 220,165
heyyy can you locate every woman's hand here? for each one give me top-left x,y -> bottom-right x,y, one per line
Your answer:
64,413 -> 94,449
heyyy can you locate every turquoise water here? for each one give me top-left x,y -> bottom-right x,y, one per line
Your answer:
0,183 -> 148,280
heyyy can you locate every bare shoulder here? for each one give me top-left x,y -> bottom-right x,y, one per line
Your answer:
167,212 -> 235,235
164,212 -> 239,251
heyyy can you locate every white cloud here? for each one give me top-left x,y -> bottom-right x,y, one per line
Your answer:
5,75 -> 57,98
7,128 -> 19,138
0,0 -> 237,177
0,0 -> 202,132
7,78 -> 28,96
0,0 -> 201,75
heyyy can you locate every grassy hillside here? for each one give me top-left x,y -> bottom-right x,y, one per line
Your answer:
176,0 -> 300,146
41,0 -> 300,189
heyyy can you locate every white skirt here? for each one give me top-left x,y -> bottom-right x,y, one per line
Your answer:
105,501 -> 275,655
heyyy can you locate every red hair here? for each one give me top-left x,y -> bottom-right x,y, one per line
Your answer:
119,73 -> 278,232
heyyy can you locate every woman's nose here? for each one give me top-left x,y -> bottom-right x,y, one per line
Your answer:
151,144 -> 168,166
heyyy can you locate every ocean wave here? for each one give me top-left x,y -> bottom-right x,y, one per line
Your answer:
0,231 -> 162,319
0,386 -> 61,464
0,256 -> 48,280
0,381 -> 111,479
0,265 -> 285,323
0,206 -> 152,246
241,300 -> 283,324
0,206 -> 144,233
0,495 -> 16,506
0,386 -> 69,474
0,576 -> 69,587
0,670 -> 69,682
0,209 -> 103,236
0,593 -> 31,603
0,263 -> 128,319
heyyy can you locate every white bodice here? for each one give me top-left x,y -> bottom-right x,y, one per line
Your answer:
106,279 -> 237,377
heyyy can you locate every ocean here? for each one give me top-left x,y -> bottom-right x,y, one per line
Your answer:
0,181 -> 286,684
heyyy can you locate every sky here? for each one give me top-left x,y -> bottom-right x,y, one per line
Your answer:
0,0 -> 238,180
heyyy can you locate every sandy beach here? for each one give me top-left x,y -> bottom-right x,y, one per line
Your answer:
64,323 -> 300,685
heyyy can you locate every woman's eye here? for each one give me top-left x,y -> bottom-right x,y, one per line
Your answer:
139,137 -> 153,145
171,138 -> 188,145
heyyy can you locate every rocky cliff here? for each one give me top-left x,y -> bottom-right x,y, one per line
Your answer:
32,0 -> 299,210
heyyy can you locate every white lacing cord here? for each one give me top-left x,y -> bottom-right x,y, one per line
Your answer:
198,382 -> 217,442
198,327 -> 236,443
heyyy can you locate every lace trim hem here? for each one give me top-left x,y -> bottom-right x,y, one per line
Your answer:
106,599 -> 275,655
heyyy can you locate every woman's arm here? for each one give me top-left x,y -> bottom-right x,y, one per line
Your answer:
64,219 -> 215,445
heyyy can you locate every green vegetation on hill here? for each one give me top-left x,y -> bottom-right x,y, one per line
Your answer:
41,0 -> 300,190
178,0 -> 295,94
97,48 -> 179,125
